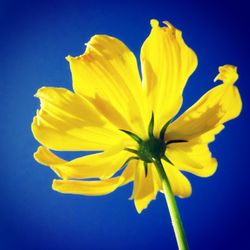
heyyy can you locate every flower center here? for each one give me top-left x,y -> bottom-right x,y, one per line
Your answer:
120,113 -> 187,176
137,137 -> 166,163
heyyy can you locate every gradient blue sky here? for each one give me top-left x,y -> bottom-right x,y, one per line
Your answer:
0,0 -> 249,249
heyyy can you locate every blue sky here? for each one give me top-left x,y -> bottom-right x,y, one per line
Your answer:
0,0 -> 249,249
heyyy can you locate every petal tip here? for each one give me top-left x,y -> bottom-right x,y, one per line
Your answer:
34,87 -> 47,98
52,179 -> 66,191
207,158 -> 218,177
134,201 -> 144,214
150,19 -> 159,28
65,55 -> 72,62
214,64 -> 238,84
34,89 -> 41,98
52,179 -> 59,191
33,146 -> 43,160
162,20 -> 173,28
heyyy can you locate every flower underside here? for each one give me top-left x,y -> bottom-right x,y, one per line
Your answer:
121,113 -> 187,176
31,19 -> 242,215
30,18 -> 243,250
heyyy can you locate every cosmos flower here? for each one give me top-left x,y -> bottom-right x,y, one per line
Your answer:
32,19 -> 242,215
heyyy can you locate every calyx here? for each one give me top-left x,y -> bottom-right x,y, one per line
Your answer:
120,113 -> 187,176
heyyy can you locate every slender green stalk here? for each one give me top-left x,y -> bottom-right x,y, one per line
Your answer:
153,159 -> 189,250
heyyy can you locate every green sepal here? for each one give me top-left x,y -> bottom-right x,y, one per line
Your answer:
144,162 -> 148,177
123,156 -> 139,166
120,129 -> 142,144
160,119 -> 172,140
166,140 -> 187,145
117,156 -> 139,174
148,113 -> 155,138
163,155 -> 174,165
124,148 -> 138,155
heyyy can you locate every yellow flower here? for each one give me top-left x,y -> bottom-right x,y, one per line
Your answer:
32,19 -> 242,214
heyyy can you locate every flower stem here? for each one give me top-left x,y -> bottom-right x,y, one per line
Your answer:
153,158 -> 189,250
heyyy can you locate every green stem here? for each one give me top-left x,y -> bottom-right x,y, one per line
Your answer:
153,159 -> 189,250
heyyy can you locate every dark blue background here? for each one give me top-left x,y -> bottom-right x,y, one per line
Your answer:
0,0 -> 249,249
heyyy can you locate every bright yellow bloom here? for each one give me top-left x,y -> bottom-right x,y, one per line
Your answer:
32,19 -> 242,213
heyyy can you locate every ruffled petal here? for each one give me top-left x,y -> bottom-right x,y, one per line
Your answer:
163,161 -> 192,198
34,146 -> 131,179
34,146 -> 67,178
131,162 -> 160,213
67,35 -> 149,137
166,142 -> 217,177
52,160 -> 135,196
141,19 -> 198,132
32,87 -> 126,151
167,65 -> 242,143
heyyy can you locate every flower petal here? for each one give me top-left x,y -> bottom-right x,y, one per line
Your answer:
131,162 -> 160,213
167,65 -> 242,143
34,146 -> 68,178
67,35 -> 149,137
163,161 -> 192,198
52,161 -> 135,196
32,87 -> 126,151
141,19 -> 198,131
34,146 -> 131,179
166,142 -> 217,177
